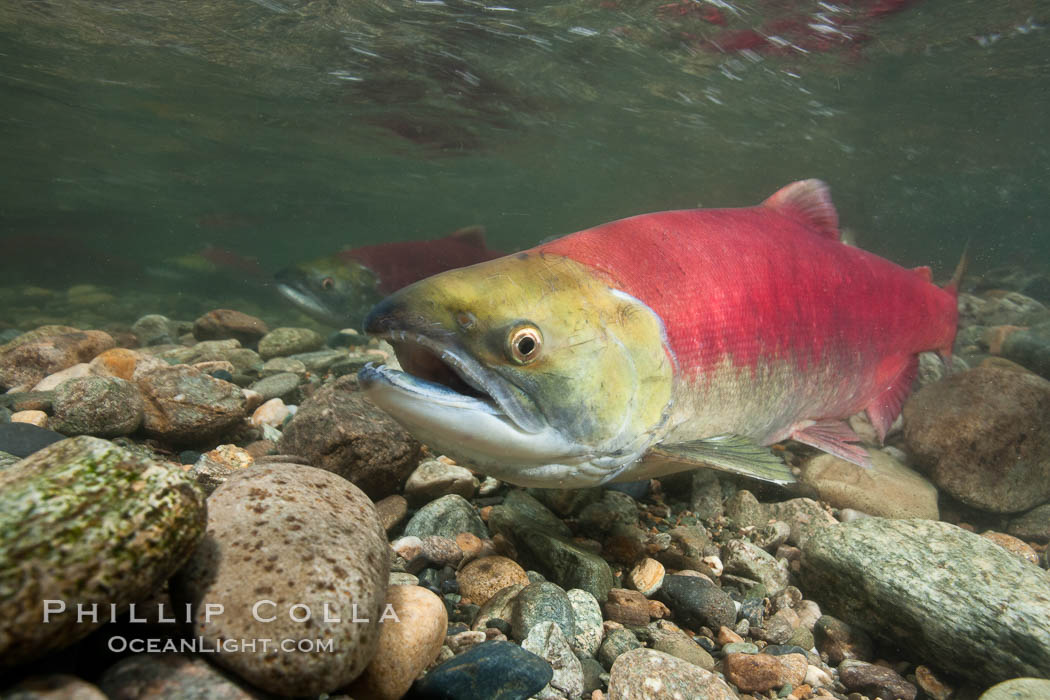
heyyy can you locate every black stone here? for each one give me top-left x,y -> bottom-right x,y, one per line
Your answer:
209,369 -> 234,382
0,422 -> 66,458
656,575 -> 736,631
763,644 -> 809,656
739,597 -> 765,628
179,450 -> 201,465
409,640 -> 552,700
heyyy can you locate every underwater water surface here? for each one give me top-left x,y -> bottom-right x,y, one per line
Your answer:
0,0 -> 1047,326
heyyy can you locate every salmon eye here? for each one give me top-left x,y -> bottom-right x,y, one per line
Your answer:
507,325 -> 542,364
321,277 -> 335,291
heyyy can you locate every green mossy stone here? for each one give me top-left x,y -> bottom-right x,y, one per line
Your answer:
0,436 -> 206,667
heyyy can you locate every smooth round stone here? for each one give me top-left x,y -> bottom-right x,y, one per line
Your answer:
813,614 -> 873,663
982,531 -> 1040,565
192,309 -> 268,345
257,327 -> 324,359
10,409 -> 48,427
98,654 -> 262,699
172,464 -> 389,696
722,538 -> 790,595
348,585 -> 448,700
607,648 -> 737,699
521,621 -> 584,700
648,622 -> 715,670
131,314 -> 180,346
134,364 -> 245,444
247,372 -> 301,402
801,448 -> 940,519
598,628 -> 643,670
507,526 -> 614,603
412,640 -> 552,700
2,674 -> 107,700
31,362 -> 92,392
403,458 -> 478,506
250,397 -> 289,428
627,557 -> 665,596
655,575 -> 736,631
258,357 -> 307,378
567,588 -> 604,657
722,641 -> 760,655
404,494 -> 489,540
50,376 -> 144,438
375,494 -> 408,533
724,652 -> 807,693
0,437 -> 206,665
488,490 -> 573,539
457,556 -> 531,606
0,421 -> 66,457
511,581 -> 575,643
0,329 -> 115,391
980,678 -> 1050,699
839,659 -> 917,700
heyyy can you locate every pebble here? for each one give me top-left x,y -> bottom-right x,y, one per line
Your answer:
802,517 -> 1050,684
1002,322 -> 1050,379
725,489 -> 769,529
403,458 -> 478,506
31,362 -> 92,392
604,588 -> 651,627
447,630 -> 489,654
489,489 -> 574,539
903,366 -> 1050,512
98,654 -> 262,699
0,329 -> 115,391
131,314 -> 180,346
10,410 -> 48,427
838,659 -> 917,700
248,372 -> 301,403
192,309 -> 268,346
2,674 -> 108,700
723,651 -> 807,693
722,538 -> 791,595
411,640 -> 553,700
567,588 -> 604,657
134,364 -> 246,444
801,449 -> 940,520
250,397 -> 290,428
627,557 -> 665,596
981,530 -> 1040,565
375,494 -> 408,533
472,583 -> 525,632
347,585 -> 448,700
420,535 -> 464,567
598,627 -> 643,670
457,555 -> 531,605
979,677 -> 1050,699
50,376 -> 144,437
0,421 -> 66,457
914,664 -> 954,700
0,436 -> 205,665
814,614 -> 876,664
607,648 -> 738,699
1008,504 -> 1050,543
278,375 -> 420,500
171,463 -> 389,696
766,498 -> 838,547
512,581 -> 575,643
88,348 -> 163,381
257,327 -> 324,359
647,620 -> 715,670
521,621 -> 585,700
405,494 -> 489,539
655,574 -> 736,631
507,526 -> 614,603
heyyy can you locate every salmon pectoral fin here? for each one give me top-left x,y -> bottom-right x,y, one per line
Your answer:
865,354 -> 919,443
790,420 -> 873,468
644,434 -> 798,486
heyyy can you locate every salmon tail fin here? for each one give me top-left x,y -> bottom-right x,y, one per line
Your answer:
944,240 -> 970,298
939,241 -> 970,365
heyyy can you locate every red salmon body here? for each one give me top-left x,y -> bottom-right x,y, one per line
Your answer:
538,180 -> 958,459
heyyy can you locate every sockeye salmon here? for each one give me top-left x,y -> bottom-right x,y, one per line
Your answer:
358,180 -> 962,487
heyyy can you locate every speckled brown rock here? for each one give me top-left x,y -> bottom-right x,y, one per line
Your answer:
457,555 -> 531,605
723,652 -> 807,693
278,376 -> 420,500
981,531 -> 1040,565
2,674 -> 108,700
134,364 -> 246,444
98,654 -> 268,699
604,588 -> 650,627
50,376 -> 144,438
171,463 -> 390,696
0,330 -> 115,391
375,494 -> 409,534
347,585 -> 448,700
626,558 -> 665,596
193,309 -> 269,346
0,437 -> 206,667
903,366 -> 1050,513
607,648 -> 736,699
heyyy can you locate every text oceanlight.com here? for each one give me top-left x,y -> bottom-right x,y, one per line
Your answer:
107,636 -> 336,654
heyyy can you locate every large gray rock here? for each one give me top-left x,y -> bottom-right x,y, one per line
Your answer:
0,437 -> 206,666
802,517 -> 1050,684
135,364 -> 246,444
50,376 -> 144,438
278,376 -> 420,500
607,648 -> 737,699
903,366 -> 1050,513
511,527 -> 614,603
172,463 -> 390,697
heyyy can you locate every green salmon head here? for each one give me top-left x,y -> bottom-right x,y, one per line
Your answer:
359,251 -> 675,487
275,255 -> 383,328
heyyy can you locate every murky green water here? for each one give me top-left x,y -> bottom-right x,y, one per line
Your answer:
1,0 -> 1047,312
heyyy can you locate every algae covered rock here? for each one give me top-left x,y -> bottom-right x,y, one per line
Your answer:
135,364 -> 246,444
0,436 -> 206,667
802,517 -> 1050,684
50,376 -> 144,438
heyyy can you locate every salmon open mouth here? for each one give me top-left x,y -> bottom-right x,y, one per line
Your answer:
362,331 -> 546,435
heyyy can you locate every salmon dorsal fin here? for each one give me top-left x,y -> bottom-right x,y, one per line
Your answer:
912,265 -> 933,283
762,179 -> 840,241
446,225 -> 487,248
